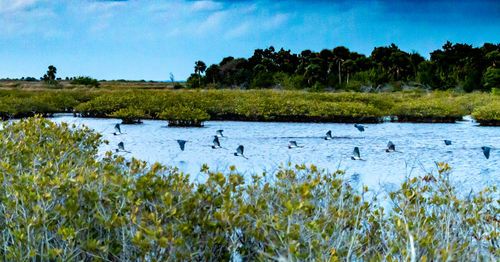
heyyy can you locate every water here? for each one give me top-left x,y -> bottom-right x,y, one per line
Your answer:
49,114 -> 499,193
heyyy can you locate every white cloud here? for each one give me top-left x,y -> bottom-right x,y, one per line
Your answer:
190,0 -> 222,12
224,22 -> 250,39
0,0 -> 39,13
263,13 -> 289,29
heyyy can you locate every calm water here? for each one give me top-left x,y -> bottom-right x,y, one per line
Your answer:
49,114 -> 499,193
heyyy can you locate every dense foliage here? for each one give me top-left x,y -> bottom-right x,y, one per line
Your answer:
0,89 -> 498,125
0,117 -> 498,260
70,76 -> 100,88
188,42 -> 500,92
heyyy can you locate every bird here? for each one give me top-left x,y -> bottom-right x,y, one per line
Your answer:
324,130 -> 333,140
444,140 -> 452,146
116,142 -> 130,153
113,123 -> 122,135
212,136 -> 222,149
351,147 -> 365,161
177,140 -> 188,151
481,146 -> 491,159
288,141 -> 304,149
386,141 -> 396,152
216,129 -> 225,137
234,145 -> 248,159
354,124 -> 366,132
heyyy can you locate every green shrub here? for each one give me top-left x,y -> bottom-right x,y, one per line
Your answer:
157,106 -> 210,127
471,100 -> 500,125
110,107 -> 147,124
70,76 -> 100,88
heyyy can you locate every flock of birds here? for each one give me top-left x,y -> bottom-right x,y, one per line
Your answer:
112,123 -> 493,160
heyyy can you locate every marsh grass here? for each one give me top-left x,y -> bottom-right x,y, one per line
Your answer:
0,117 -> 498,261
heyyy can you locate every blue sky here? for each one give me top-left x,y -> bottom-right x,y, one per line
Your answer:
0,0 -> 499,81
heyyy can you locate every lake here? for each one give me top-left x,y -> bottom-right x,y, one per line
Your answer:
49,114 -> 499,194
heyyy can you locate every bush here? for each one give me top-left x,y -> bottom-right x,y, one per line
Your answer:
471,100 -> 500,126
70,76 -> 100,88
157,106 -> 210,127
110,107 -> 147,124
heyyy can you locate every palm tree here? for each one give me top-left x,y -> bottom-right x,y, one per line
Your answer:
194,61 -> 207,87
332,47 -> 350,85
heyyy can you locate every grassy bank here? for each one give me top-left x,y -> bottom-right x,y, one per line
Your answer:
0,116 -> 498,260
0,88 -> 498,125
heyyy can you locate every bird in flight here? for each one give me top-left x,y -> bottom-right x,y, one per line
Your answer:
288,141 -> 304,149
482,146 -> 491,159
234,145 -> 248,159
351,147 -> 365,161
116,142 -> 130,153
216,129 -> 225,137
324,130 -> 333,140
354,124 -> 366,132
386,141 -> 396,152
177,140 -> 188,151
212,136 -> 222,149
113,124 -> 122,135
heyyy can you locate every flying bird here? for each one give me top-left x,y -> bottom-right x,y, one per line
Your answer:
234,145 -> 248,159
212,136 -> 222,149
324,130 -> 333,140
177,140 -> 188,151
113,124 -> 122,135
351,147 -> 365,161
216,129 -> 225,137
481,146 -> 491,159
386,141 -> 396,152
116,142 -> 130,153
444,140 -> 452,146
288,141 -> 304,149
354,124 -> 366,132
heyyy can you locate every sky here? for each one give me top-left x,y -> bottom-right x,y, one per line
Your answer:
0,0 -> 499,81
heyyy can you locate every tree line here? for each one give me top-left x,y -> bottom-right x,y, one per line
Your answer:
187,41 -> 500,92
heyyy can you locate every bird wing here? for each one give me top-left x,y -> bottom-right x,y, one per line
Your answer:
290,141 -> 297,147
237,145 -> 244,154
326,130 -> 332,137
353,147 -> 360,158
118,142 -> 124,151
213,136 -> 220,147
483,147 -> 491,159
177,140 -> 186,151
387,141 -> 395,150
115,124 -> 121,133
217,130 -> 223,136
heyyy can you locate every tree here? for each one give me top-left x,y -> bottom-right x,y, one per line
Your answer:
482,67 -> 500,90
194,61 -> 207,87
332,46 -> 350,85
169,72 -> 175,83
43,65 -> 57,81
205,64 -> 220,85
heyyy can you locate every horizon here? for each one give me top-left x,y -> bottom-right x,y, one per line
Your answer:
1,0 -> 499,81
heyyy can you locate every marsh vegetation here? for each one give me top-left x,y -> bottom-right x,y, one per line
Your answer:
0,117 -> 498,261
